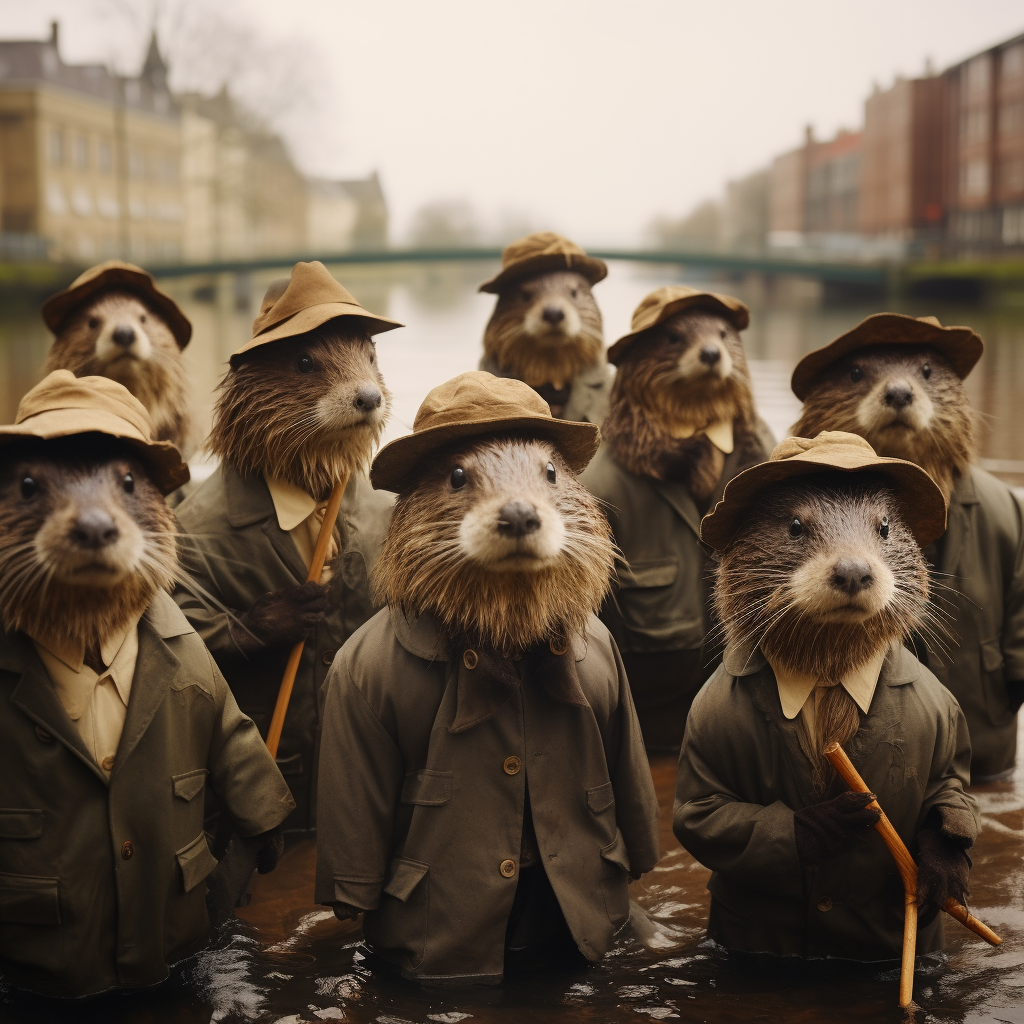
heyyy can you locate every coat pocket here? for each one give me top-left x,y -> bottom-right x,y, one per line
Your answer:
0,809 -> 43,840
979,637 -> 1013,726
176,833 -> 219,893
172,769 -> 208,802
365,857 -> 430,971
599,831 -> 631,931
0,870 -> 60,925
383,856 -> 429,902
401,770 -> 452,806
587,782 -> 615,814
615,557 -> 704,650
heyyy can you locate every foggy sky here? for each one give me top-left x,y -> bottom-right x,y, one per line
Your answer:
2,0 -> 1022,245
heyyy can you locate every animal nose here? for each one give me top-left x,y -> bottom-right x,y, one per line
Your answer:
699,345 -> 721,366
353,384 -> 382,411
885,383 -> 914,409
541,306 -> 565,325
111,324 -> 136,348
497,500 -> 541,538
71,508 -> 120,550
831,557 -> 873,596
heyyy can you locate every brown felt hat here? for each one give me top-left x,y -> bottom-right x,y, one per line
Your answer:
41,260 -> 192,349
231,261 -> 403,365
700,430 -> 947,550
791,313 -> 984,401
0,370 -> 189,494
478,232 -> 607,294
371,371 -> 601,492
607,285 -> 750,365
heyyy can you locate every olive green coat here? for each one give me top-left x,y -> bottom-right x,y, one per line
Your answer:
173,465 -> 392,829
479,354 -> 611,424
674,644 -> 978,960
922,466 -> 1024,777
0,591 -> 294,998
315,608 -> 660,983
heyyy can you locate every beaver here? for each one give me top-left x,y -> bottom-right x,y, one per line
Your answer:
315,371 -> 659,983
673,431 -> 978,963
374,436 -> 614,653
174,261 -> 400,830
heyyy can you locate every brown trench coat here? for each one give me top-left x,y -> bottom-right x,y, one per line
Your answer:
478,354 -> 611,424
0,591 -> 294,998
314,607 -> 661,983
579,421 -> 774,747
921,466 -> 1024,777
173,464 -> 392,828
673,644 -> 978,960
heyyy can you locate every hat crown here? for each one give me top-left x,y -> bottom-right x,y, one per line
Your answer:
413,371 -> 551,435
17,369 -> 155,441
67,259 -> 152,292
251,261 -> 360,337
769,430 -> 875,463
500,231 -> 586,269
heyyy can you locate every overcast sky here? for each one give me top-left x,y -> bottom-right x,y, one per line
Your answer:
2,0 -> 1022,245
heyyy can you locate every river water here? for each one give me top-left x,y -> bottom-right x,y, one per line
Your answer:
0,260 -> 1023,1023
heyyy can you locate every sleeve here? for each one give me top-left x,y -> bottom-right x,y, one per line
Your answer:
204,649 -> 295,835
605,639 -> 660,876
314,659 -> 405,911
1000,489 -> 1024,684
920,697 -> 979,846
673,674 -> 801,890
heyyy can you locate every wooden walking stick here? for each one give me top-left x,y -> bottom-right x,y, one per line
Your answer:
824,742 -> 1001,1008
266,474 -> 349,758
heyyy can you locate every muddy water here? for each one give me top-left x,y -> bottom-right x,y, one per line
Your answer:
1,262 -> 1023,1022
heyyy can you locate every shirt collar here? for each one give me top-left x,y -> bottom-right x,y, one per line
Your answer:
666,418 -> 734,454
264,473 -> 317,532
765,646 -> 888,720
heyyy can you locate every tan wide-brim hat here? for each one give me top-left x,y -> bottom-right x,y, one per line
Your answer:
230,260 -> 403,365
700,430 -> 947,550
371,371 -> 601,492
41,260 -> 193,349
0,370 -> 189,495
791,313 -> 984,401
607,285 -> 750,365
478,231 -> 608,294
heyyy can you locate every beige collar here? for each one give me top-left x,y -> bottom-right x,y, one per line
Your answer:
666,418 -> 734,454
264,473 -> 317,532
766,646 -> 887,720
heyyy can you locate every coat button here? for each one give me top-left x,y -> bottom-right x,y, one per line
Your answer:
34,726 -> 53,743
817,897 -> 832,912
121,841 -> 134,860
463,649 -> 478,670
549,636 -> 569,656
321,649 -> 335,666
100,755 -> 115,772
499,859 -> 516,877
503,756 -> 521,775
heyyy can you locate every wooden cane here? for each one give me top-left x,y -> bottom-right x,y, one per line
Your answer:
266,474 -> 349,758
823,742 -> 1001,1007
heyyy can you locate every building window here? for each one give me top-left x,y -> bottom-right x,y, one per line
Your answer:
128,149 -> 145,180
961,108 -> 989,145
965,54 -> 992,101
48,129 -> 64,166
46,181 -> 68,215
961,158 -> 990,199
73,136 -> 89,169
159,156 -> 179,183
98,140 -> 112,173
1002,44 -> 1024,82
1003,156 -> 1024,196
1000,101 -> 1024,141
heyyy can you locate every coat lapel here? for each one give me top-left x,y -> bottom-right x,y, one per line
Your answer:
651,478 -> 703,537
939,469 -> 978,582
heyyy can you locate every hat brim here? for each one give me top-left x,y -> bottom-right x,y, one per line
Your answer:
608,293 -> 750,365
700,449 -> 947,550
0,410 -> 190,495
791,314 -> 984,401
479,253 -> 608,294
231,302 -> 403,365
371,414 -> 601,492
42,267 -> 193,350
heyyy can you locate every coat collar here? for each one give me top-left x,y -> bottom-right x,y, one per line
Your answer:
724,641 -> 920,689
939,467 -> 979,579
223,464 -> 277,529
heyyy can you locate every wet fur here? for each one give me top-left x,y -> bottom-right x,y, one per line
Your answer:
0,436 -> 177,658
715,476 -> 932,785
793,346 -> 976,502
483,271 -> 604,392
206,323 -> 390,501
44,292 -> 191,453
603,310 -> 759,506
373,437 -> 614,654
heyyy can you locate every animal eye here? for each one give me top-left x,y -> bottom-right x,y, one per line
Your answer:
123,472 -> 134,494
139,314 -> 146,322
20,476 -> 36,499
879,516 -> 889,539
88,317 -> 100,329
922,363 -> 931,380
789,517 -> 803,538
297,354 -> 314,373
570,288 -> 578,299
850,367 -> 864,383
546,462 -> 556,483
668,332 -> 682,344
450,466 -> 466,489
720,329 -> 726,339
